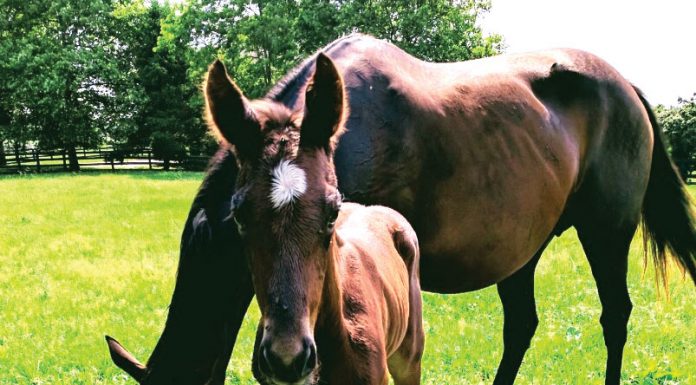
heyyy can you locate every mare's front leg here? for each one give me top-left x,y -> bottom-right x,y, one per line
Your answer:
492,238 -> 550,385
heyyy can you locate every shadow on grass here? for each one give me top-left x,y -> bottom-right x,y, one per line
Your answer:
0,170 -> 205,181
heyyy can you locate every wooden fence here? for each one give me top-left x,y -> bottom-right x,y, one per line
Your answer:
0,146 -> 209,174
0,146 -> 693,183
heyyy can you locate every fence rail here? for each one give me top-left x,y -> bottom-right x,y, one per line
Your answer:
0,146 -> 209,174
0,146 -> 694,183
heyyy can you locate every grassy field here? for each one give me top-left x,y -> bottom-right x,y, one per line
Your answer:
0,173 -> 693,385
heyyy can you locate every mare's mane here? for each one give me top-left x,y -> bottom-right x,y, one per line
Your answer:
193,33 -> 373,225
266,33 -> 367,106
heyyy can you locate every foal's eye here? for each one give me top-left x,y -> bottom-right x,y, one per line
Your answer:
325,208 -> 339,233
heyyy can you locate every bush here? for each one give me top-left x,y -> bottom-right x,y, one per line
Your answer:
151,131 -> 187,170
657,95 -> 696,181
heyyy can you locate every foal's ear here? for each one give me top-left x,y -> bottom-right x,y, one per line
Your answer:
205,60 -> 262,160
105,335 -> 147,382
300,53 -> 346,151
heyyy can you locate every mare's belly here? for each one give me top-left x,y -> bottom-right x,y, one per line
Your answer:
338,147 -> 576,293
416,156 -> 573,293
335,77 -> 582,293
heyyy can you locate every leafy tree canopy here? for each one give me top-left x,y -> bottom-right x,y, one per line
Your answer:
657,94 -> 696,180
1,0 -> 137,150
163,0 -> 502,98
0,0 -> 503,168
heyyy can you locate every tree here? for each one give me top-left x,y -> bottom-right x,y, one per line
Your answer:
160,0 -> 305,98
0,0 -> 503,169
337,0 -> 502,62
1,0 -> 138,171
115,2 -> 206,156
164,0 -> 502,98
0,0 -> 41,160
0,103 -> 8,166
657,94 -> 696,181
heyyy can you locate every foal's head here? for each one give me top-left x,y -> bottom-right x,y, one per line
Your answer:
205,54 -> 345,385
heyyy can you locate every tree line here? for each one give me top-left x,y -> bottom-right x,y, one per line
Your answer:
2,1 -> 692,179
656,95 -> 696,181
0,0 -> 502,171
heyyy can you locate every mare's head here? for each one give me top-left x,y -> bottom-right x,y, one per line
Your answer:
207,54 -> 345,385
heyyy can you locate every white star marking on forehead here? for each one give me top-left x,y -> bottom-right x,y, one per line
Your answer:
270,159 -> 307,209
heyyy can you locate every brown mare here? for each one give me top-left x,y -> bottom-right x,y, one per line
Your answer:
107,34 -> 696,385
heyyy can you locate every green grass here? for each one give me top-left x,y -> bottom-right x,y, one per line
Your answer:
0,173 -> 693,385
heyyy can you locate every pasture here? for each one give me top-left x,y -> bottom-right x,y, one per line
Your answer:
0,173 -> 693,385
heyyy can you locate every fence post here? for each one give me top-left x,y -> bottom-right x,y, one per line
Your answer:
148,150 -> 152,170
15,147 -> 21,170
62,150 -> 67,171
34,149 -> 41,172
111,156 -> 115,171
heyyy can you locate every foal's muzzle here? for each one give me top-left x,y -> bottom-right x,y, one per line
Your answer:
259,336 -> 317,383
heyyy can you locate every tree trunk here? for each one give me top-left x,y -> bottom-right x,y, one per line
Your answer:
0,140 -> 6,166
14,142 -> 21,169
67,145 -> 80,172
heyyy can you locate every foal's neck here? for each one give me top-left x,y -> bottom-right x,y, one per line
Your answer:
315,236 -> 352,363
318,237 -> 346,332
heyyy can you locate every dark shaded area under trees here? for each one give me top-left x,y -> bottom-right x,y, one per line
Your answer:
2,1 -> 691,176
0,0 -> 503,171
656,95 -> 696,182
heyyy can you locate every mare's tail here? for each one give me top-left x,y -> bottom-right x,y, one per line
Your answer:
635,86 -> 696,287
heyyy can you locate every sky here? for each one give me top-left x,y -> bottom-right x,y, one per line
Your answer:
159,0 -> 693,106
479,0 -> 696,106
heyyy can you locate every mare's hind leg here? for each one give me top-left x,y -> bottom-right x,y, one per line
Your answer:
492,238 -> 549,385
575,221 -> 636,385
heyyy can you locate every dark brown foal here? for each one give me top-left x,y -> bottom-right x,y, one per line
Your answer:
252,203 -> 424,385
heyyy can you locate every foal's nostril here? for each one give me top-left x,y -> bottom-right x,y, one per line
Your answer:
294,338 -> 317,378
259,339 -> 317,382
259,345 -> 273,377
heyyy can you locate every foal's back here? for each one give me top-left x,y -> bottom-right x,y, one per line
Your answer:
323,202 -> 424,385
336,203 -> 418,353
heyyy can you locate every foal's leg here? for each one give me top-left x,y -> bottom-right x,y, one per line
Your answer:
387,300 -> 424,385
388,265 -> 424,383
576,223 -> 636,385
492,238 -> 550,385
389,228 -> 425,385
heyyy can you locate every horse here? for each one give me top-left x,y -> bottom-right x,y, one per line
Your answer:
109,54 -> 425,385
222,54 -> 423,385
249,202 -> 423,385
106,33 -> 696,385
